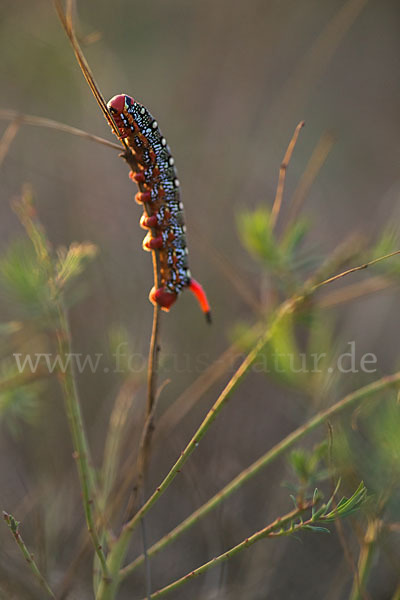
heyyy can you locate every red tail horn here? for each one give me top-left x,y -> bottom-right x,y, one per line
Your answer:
188,279 -> 211,323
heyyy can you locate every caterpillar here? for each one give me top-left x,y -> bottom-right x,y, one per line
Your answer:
107,94 -> 211,323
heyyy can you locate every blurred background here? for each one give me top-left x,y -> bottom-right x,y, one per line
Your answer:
1,0 -> 400,598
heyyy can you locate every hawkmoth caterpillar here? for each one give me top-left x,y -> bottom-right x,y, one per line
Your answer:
107,94 -> 211,322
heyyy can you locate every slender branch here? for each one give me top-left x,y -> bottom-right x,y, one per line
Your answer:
53,0 -> 124,142
349,520 -> 380,600
285,130 -> 335,231
0,117 -> 21,167
316,250 -> 400,289
391,581 -> 400,600
54,301 -> 110,581
317,275 -> 394,309
120,371 -> 400,580
270,120 -> 305,231
3,512 -> 56,599
0,109 -> 121,151
0,366 -> 51,393
122,304 -> 161,598
140,502 -> 314,599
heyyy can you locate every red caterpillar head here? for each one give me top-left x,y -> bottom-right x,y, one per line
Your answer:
107,94 -> 135,138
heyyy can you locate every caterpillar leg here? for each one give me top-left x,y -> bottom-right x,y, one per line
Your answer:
142,232 -> 163,251
140,214 -> 158,229
149,286 -> 177,311
188,279 -> 211,323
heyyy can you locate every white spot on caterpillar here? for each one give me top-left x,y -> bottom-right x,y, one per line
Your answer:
187,269 -> 191,277
174,178 -> 180,187
152,121 -> 158,129
161,138 -> 167,146
140,107 -> 145,114
182,225 -> 187,232
179,202 -> 184,209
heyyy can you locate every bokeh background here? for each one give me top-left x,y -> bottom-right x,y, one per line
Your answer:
1,0 -> 400,598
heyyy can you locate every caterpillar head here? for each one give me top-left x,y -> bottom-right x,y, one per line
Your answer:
107,94 -> 135,138
107,94 -> 134,114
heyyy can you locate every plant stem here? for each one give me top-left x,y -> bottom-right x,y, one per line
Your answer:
54,301 -> 109,581
3,512 -> 56,599
270,120 -> 305,230
120,371 -> 400,580
139,503 -> 313,599
348,519 -> 380,600
0,108 -> 121,151
128,302 -> 161,514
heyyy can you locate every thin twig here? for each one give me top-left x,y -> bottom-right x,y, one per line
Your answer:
317,275 -> 394,308
125,304 -> 161,600
316,250 -> 400,289
0,366 -> 51,393
53,0 -> 123,142
119,371 -> 400,581
0,118 -> 21,167
285,130 -> 335,231
348,520 -> 380,600
0,109 -> 120,151
138,501 -> 314,599
270,121 -> 305,231
55,301 -> 110,581
140,498 -> 152,600
3,512 -> 56,599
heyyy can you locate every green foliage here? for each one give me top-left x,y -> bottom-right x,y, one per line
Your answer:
0,384 -> 41,436
289,441 -> 329,486
237,207 -> 282,266
332,394 -> 400,493
236,205 -> 310,289
279,482 -> 367,538
0,321 -> 22,336
0,240 -> 53,317
280,218 -> 309,260
232,312 -> 308,389
0,190 -> 98,321
55,242 -> 98,291
0,191 -> 98,435
3,511 -> 19,534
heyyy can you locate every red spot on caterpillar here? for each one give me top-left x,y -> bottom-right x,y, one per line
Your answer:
143,234 -> 163,251
149,286 -> 177,311
135,191 -> 151,204
140,214 -> 158,229
130,171 -> 145,184
189,279 -> 212,323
